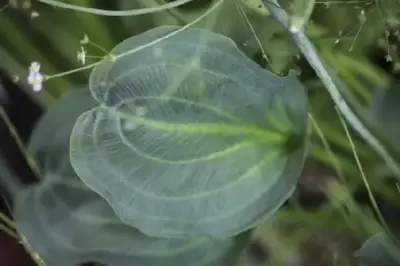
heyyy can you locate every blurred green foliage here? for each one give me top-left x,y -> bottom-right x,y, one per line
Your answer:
2,0 -> 400,265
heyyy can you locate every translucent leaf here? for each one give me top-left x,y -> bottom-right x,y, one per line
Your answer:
15,88 -> 248,266
120,0 -> 268,54
355,233 -> 400,266
70,26 -> 309,238
28,88 -> 98,175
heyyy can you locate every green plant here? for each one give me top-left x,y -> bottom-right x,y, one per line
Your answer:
16,24 -> 310,265
2,0 -> 400,265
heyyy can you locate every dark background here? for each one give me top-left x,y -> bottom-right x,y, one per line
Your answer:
0,72 -> 41,266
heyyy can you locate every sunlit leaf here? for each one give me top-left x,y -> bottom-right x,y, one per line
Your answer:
70,26 -> 309,238
355,233 -> 400,266
15,88 -> 249,266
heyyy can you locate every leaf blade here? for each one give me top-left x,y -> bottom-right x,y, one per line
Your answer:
15,88 -> 247,266
70,26 -> 309,238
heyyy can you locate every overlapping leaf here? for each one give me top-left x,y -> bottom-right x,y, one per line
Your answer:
15,88 -> 246,266
355,233 -> 400,266
70,26 -> 309,238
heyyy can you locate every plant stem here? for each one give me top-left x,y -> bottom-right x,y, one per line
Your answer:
262,0 -> 400,178
0,154 -> 23,198
0,106 -> 41,182
0,223 -> 18,240
37,0 -> 200,16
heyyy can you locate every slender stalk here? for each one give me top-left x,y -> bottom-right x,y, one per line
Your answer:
262,0 -> 400,178
0,154 -> 23,198
0,223 -> 18,239
44,0 -> 224,82
0,213 -> 15,229
336,107 -> 391,234
309,112 -> 345,181
0,107 -> 41,181
37,0 -> 200,16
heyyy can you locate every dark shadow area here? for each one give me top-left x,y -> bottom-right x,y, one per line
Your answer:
0,72 -> 42,266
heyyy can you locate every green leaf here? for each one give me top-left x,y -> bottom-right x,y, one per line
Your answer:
15,88 -> 249,266
370,84 -> 400,152
70,25 -> 309,238
355,233 -> 400,266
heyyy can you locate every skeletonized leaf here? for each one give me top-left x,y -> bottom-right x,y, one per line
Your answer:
15,88 -> 248,266
355,233 -> 400,266
16,177 -> 246,266
70,26 -> 309,238
28,88 -> 98,175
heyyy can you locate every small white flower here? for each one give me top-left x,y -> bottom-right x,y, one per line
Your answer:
80,34 -> 89,45
29,61 -> 40,73
28,72 -> 44,92
30,10 -> 39,19
77,46 -> 86,65
28,61 -> 44,91
385,54 -> 393,62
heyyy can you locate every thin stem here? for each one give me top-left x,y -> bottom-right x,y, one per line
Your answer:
44,0 -> 224,82
0,213 -> 16,229
234,0 -> 274,71
289,0 -> 316,33
0,107 -> 26,164
0,107 -> 41,181
85,55 -> 105,59
114,0 -> 224,61
37,0 -> 201,16
309,112 -> 345,181
0,223 -> 19,240
349,16 -> 366,52
45,62 -> 98,80
262,0 -> 400,178
88,41 -> 109,54
0,154 -> 23,197
336,106 -> 391,234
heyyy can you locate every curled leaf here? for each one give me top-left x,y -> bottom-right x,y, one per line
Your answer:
70,26 -> 309,238
15,89 -> 246,266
